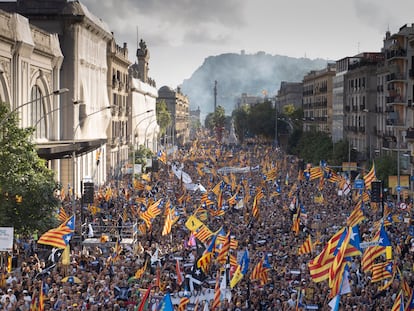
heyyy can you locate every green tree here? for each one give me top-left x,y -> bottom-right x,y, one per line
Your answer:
156,100 -> 171,140
232,104 -> 250,143
374,153 -> 398,188
0,103 -> 60,234
248,101 -> 275,139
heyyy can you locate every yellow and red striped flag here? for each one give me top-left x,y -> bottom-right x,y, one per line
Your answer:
363,162 -> 376,189
212,272 -> 221,310
298,235 -> 313,255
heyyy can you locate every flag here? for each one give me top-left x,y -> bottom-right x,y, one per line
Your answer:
328,264 -> 352,311
406,289 -> 414,310
156,292 -> 174,311
217,232 -> 230,264
329,227 -> 351,287
135,260 -> 147,279
137,285 -> 152,311
363,162 -> 376,189
371,261 -> 394,283
292,207 -> 301,236
194,225 -> 214,243
252,190 -> 264,218
298,235 -> 313,255
197,234 -> 217,273
38,281 -> 45,311
251,253 -> 271,285
176,259 -> 184,286
162,206 -> 176,236
185,215 -> 204,232
37,215 -> 75,248
212,272 -> 221,310
230,249 -> 249,288
391,290 -> 404,311
111,239 -> 122,262
178,297 -> 190,311
57,207 -> 68,223
346,203 -> 365,227
157,150 -> 167,164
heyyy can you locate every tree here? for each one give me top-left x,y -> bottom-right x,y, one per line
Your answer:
248,100 -> 275,139
156,100 -> 171,143
232,104 -> 250,143
0,103 -> 60,234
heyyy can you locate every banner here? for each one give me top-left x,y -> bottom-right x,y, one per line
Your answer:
0,227 -> 13,252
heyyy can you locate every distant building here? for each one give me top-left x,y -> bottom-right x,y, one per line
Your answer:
236,93 -> 264,109
158,86 -> 189,146
106,37 -> 131,179
343,52 -> 384,161
303,63 -> 336,134
128,39 -> 158,153
275,81 -> 303,112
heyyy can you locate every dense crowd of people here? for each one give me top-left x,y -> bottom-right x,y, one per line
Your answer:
2,136 -> 413,310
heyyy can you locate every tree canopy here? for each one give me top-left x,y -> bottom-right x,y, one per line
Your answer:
0,103 -> 60,234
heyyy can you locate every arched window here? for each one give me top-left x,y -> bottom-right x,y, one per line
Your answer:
30,85 -> 46,139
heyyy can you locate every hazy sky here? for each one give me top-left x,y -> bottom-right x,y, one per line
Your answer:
81,0 -> 414,89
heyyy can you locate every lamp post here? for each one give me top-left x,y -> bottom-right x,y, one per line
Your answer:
145,119 -> 158,150
132,113 -> 154,170
32,100 -> 79,136
0,88 -> 69,128
72,105 -> 112,209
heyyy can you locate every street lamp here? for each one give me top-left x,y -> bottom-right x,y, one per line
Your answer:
0,88 -> 69,128
72,105 -> 112,202
145,119 -> 158,149
132,113 -> 155,171
32,100 -> 79,137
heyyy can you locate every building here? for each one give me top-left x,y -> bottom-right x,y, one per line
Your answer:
236,93 -> 264,109
343,53 -> 384,161
302,63 -> 336,133
381,25 -> 414,179
158,86 -> 189,146
0,0 -> 114,196
128,39 -> 158,154
106,37 -> 131,180
275,81 -> 303,112
0,9 -> 63,176
189,106 -> 201,140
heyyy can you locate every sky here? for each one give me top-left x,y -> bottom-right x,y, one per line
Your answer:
80,0 -> 414,89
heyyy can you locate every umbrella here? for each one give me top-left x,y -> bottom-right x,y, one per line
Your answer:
61,276 -> 82,284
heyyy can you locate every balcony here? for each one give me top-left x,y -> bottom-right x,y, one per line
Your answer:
385,48 -> 407,59
386,72 -> 406,81
406,128 -> 414,141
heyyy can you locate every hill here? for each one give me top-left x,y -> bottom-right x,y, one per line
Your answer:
181,51 -> 330,120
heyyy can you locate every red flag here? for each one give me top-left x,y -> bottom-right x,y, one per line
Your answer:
176,259 -> 183,286
137,285 -> 152,311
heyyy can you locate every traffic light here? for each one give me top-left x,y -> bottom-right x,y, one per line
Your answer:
83,182 -> 94,204
371,181 -> 382,203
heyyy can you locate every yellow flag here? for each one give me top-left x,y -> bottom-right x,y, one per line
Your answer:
185,215 -> 203,232
230,265 -> 243,288
62,245 -> 70,265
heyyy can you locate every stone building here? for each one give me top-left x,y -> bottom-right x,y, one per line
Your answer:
0,0 -> 113,196
128,39 -> 158,154
0,9 -> 64,176
106,37 -> 131,180
302,63 -> 336,133
158,86 -> 189,146
275,81 -> 303,112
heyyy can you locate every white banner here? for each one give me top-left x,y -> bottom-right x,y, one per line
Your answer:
0,227 -> 13,252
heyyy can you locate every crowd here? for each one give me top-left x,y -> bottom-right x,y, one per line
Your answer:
1,136 -> 414,311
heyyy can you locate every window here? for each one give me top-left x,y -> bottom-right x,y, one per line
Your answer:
30,85 -> 46,139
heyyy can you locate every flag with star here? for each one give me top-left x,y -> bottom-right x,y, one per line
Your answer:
38,215 -> 75,248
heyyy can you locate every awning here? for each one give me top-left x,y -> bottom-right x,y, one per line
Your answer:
36,138 -> 107,160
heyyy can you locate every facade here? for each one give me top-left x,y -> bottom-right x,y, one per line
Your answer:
106,37 -> 131,180
381,25 -> 414,177
189,106 -> 201,140
236,93 -> 264,108
275,81 -> 303,111
128,39 -> 158,154
343,53 -> 384,161
158,86 -> 189,146
0,9 -> 63,174
1,0 -> 114,196
302,63 -> 336,133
